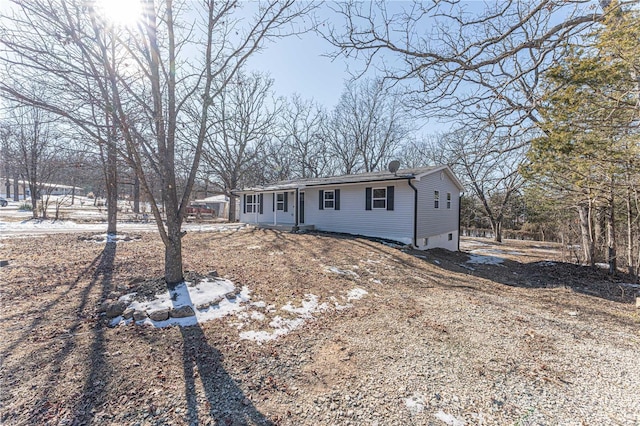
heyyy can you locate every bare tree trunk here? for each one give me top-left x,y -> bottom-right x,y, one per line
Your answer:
71,181 -> 75,205
13,173 -> 19,201
491,218 -> 503,243
133,175 -> 140,214
578,204 -> 594,266
626,186 -> 635,276
228,193 -> 237,222
28,181 -> 39,218
606,188 -> 616,275
105,127 -> 118,235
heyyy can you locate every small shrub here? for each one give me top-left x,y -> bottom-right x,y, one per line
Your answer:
18,203 -> 32,211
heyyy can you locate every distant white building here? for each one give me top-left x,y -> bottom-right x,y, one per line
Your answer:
191,194 -> 238,219
1,178 -> 83,199
235,166 -> 464,251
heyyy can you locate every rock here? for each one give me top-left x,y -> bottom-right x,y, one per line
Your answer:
170,305 -> 195,318
133,310 -> 147,321
123,307 -> 134,320
98,300 -> 112,313
208,270 -> 219,278
149,308 -> 170,321
196,302 -> 210,310
225,291 -> 237,300
106,300 -> 127,318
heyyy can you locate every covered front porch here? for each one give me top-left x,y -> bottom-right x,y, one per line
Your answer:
239,186 -> 308,229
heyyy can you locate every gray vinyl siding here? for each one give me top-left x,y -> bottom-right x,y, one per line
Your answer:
305,181 -> 414,245
414,170 -> 460,246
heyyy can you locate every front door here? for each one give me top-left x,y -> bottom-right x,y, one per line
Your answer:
299,192 -> 305,224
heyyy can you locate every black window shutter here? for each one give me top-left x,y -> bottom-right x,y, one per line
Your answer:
387,186 -> 395,211
365,187 -> 372,210
259,193 -> 264,214
335,189 -> 340,210
272,193 -> 275,211
284,192 -> 288,212
243,194 -> 246,214
319,190 -> 324,210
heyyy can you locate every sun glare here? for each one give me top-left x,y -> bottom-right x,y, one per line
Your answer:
95,0 -> 142,27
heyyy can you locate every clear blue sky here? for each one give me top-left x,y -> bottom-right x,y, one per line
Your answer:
246,31 -> 350,109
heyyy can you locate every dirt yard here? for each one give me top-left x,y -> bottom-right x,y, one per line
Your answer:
1,229 -> 638,425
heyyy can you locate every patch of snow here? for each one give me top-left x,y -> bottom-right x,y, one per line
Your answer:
595,263 -> 609,269
240,294 -> 328,343
1,219 -> 81,229
466,254 -> 504,265
471,248 -> 524,256
369,278 -> 382,285
251,301 -> 267,308
538,261 -> 557,267
346,288 -> 368,301
433,259 -> 441,265
247,245 -> 261,250
110,279 -> 248,328
435,410 -> 466,426
281,294 -> 328,317
250,311 -> 265,321
404,393 -> 425,414
325,266 -> 360,279
88,233 -> 139,243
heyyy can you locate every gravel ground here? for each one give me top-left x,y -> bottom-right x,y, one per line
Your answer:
1,228 -> 638,425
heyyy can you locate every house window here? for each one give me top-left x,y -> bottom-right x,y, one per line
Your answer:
324,190 -> 335,209
447,192 -> 451,209
434,191 -> 440,209
423,237 -> 428,246
246,194 -> 257,213
276,193 -> 285,211
372,188 -> 386,209
448,233 -> 453,241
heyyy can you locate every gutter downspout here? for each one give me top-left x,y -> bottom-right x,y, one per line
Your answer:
458,194 -> 462,251
407,178 -> 418,249
293,188 -> 299,232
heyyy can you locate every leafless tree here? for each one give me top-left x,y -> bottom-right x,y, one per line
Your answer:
201,71 -> 281,222
323,1 -> 617,132
440,128 -> 526,242
326,79 -> 410,174
1,0 -> 315,284
4,105 -> 62,218
277,95 -> 331,179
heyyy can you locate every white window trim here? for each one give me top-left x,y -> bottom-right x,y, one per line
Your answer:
446,192 -> 451,209
323,190 -> 335,210
434,190 -> 440,209
246,194 -> 258,214
372,187 -> 387,209
276,193 -> 285,211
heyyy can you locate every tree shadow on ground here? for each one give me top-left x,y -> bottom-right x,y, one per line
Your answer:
174,287 -> 274,426
13,241 -> 117,424
406,246 -> 639,305
71,240 -> 117,423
